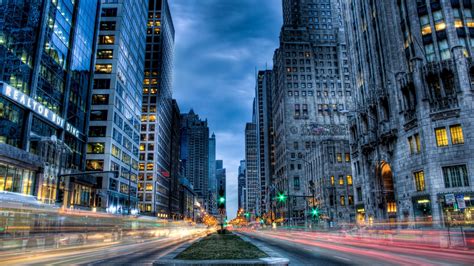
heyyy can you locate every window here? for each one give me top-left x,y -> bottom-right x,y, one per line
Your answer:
443,165 -> 469,188
387,202 -> 397,213
414,171 -> 425,191
347,175 -> 353,185
340,196 -> 345,206
450,125 -> 464,145
419,15 -> 431,35
100,21 -> 116,31
336,153 -> 342,162
92,94 -> 109,105
294,177 -> 300,190
90,110 -> 108,121
356,187 -> 362,202
348,195 -> 354,205
95,64 -> 112,74
112,145 -> 121,158
345,153 -> 350,162
338,176 -> 344,186
87,142 -> 105,154
415,134 -> 421,153
86,160 -> 104,171
94,79 -> 111,89
330,176 -> 335,186
435,128 -> 448,147
438,39 -> 450,60
146,183 -> 153,191
89,126 -> 106,137
97,49 -> 114,59
99,35 -> 115,45
101,8 -> 117,17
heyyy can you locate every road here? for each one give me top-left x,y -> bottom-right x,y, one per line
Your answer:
238,229 -> 474,266
0,236 -> 196,265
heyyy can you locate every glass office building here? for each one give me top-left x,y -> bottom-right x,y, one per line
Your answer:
87,0 -> 147,213
0,0 -> 100,204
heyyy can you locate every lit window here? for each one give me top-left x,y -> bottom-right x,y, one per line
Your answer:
112,145 -> 121,158
345,153 -> 350,162
414,171 -> 425,191
338,176 -> 344,185
435,128 -> 448,147
419,15 -> 431,35
139,163 -> 145,171
450,125 -> 464,145
347,175 -> 353,185
340,196 -> 345,206
86,160 -> 104,171
387,202 -> 397,213
99,35 -> 115,44
330,176 -> 335,186
97,49 -> 113,59
408,136 -> 414,154
146,163 -> 154,171
146,183 -> 153,191
415,134 -> 421,153
87,143 -> 105,154
336,153 -> 342,162
95,64 -> 112,74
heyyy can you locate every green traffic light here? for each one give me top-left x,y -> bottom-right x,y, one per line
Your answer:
219,197 -> 225,204
311,208 -> 319,217
277,193 -> 287,202
245,212 -> 250,217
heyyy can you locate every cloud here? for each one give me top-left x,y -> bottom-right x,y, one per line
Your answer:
170,0 -> 282,219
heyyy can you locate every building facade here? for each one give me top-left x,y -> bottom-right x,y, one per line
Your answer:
255,70 -> 275,215
87,0 -> 147,214
138,0 -> 175,218
238,160 -> 247,211
0,0 -> 101,207
208,133 -> 217,215
180,110 -> 210,211
169,99 -> 181,218
346,0 -> 474,227
272,0 -> 353,225
245,122 -> 259,218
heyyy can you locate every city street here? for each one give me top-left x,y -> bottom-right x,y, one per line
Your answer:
238,230 -> 474,266
0,237 -> 196,265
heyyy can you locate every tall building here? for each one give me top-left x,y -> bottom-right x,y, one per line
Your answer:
169,99 -> 181,218
208,133 -> 217,215
255,70 -> 275,215
87,0 -> 147,213
216,160 -> 226,214
272,0 -> 354,225
245,122 -> 259,217
138,0 -> 175,218
180,110 -> 210,211
0,0 -> 101,206
238,160 -> 247,211
346,0 -> 474,227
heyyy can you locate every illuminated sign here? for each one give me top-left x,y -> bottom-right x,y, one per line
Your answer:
0,82 -> 80,138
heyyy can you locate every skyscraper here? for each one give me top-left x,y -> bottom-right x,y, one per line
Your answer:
238,160 -> 247,211
87,0 -> 147,213
216,159 -> 226,214
180,110 -> 210,211
169,99 -> 181,218
208,133 -> 217,215
272,0 -> 353,225
245,122 -> 259,218
0,0 -> 101,205
255,70 -> 275,215
346,0 -> 474,227
138,0 -> 175,218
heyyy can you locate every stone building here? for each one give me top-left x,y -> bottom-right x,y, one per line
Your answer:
272,0 -> 353,225
346,0 -> 474,227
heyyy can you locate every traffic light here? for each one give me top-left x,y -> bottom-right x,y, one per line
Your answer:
277,192 -> 287,203
311,208 -> 319,217
218,189 -> 225,209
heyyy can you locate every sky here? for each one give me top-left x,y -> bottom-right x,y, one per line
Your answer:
169,0 -> 283,219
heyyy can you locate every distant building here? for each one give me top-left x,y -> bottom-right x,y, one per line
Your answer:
138,0 -> 175,218
0,0 -> 101,206
208,133 -> 217,215
180,110 -> 210,211
245,122 -> 259,218
179,177 -> 195,221
87,0 -> 148,213
216,160 -> 226,214
238,160 -> 247,210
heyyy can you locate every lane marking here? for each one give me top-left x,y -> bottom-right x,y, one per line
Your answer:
333,255 -> 350,261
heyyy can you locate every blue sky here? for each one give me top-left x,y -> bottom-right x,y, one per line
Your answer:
169,0 -> 282,218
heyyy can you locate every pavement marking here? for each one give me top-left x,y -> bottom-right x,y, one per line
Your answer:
333,255 -> 350,261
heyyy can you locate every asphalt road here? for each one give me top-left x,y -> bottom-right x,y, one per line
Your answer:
239,230 -> 474,266
0,237 -> 195,265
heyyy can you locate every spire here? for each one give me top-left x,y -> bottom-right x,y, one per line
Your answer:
189,108 -> 195,115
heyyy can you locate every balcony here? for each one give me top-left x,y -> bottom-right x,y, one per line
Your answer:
403,110 -> 418,131
429,95 -> 460,121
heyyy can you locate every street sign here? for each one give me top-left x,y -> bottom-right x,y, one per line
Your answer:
445,194 -> 455,204
456,194 -> 466,209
